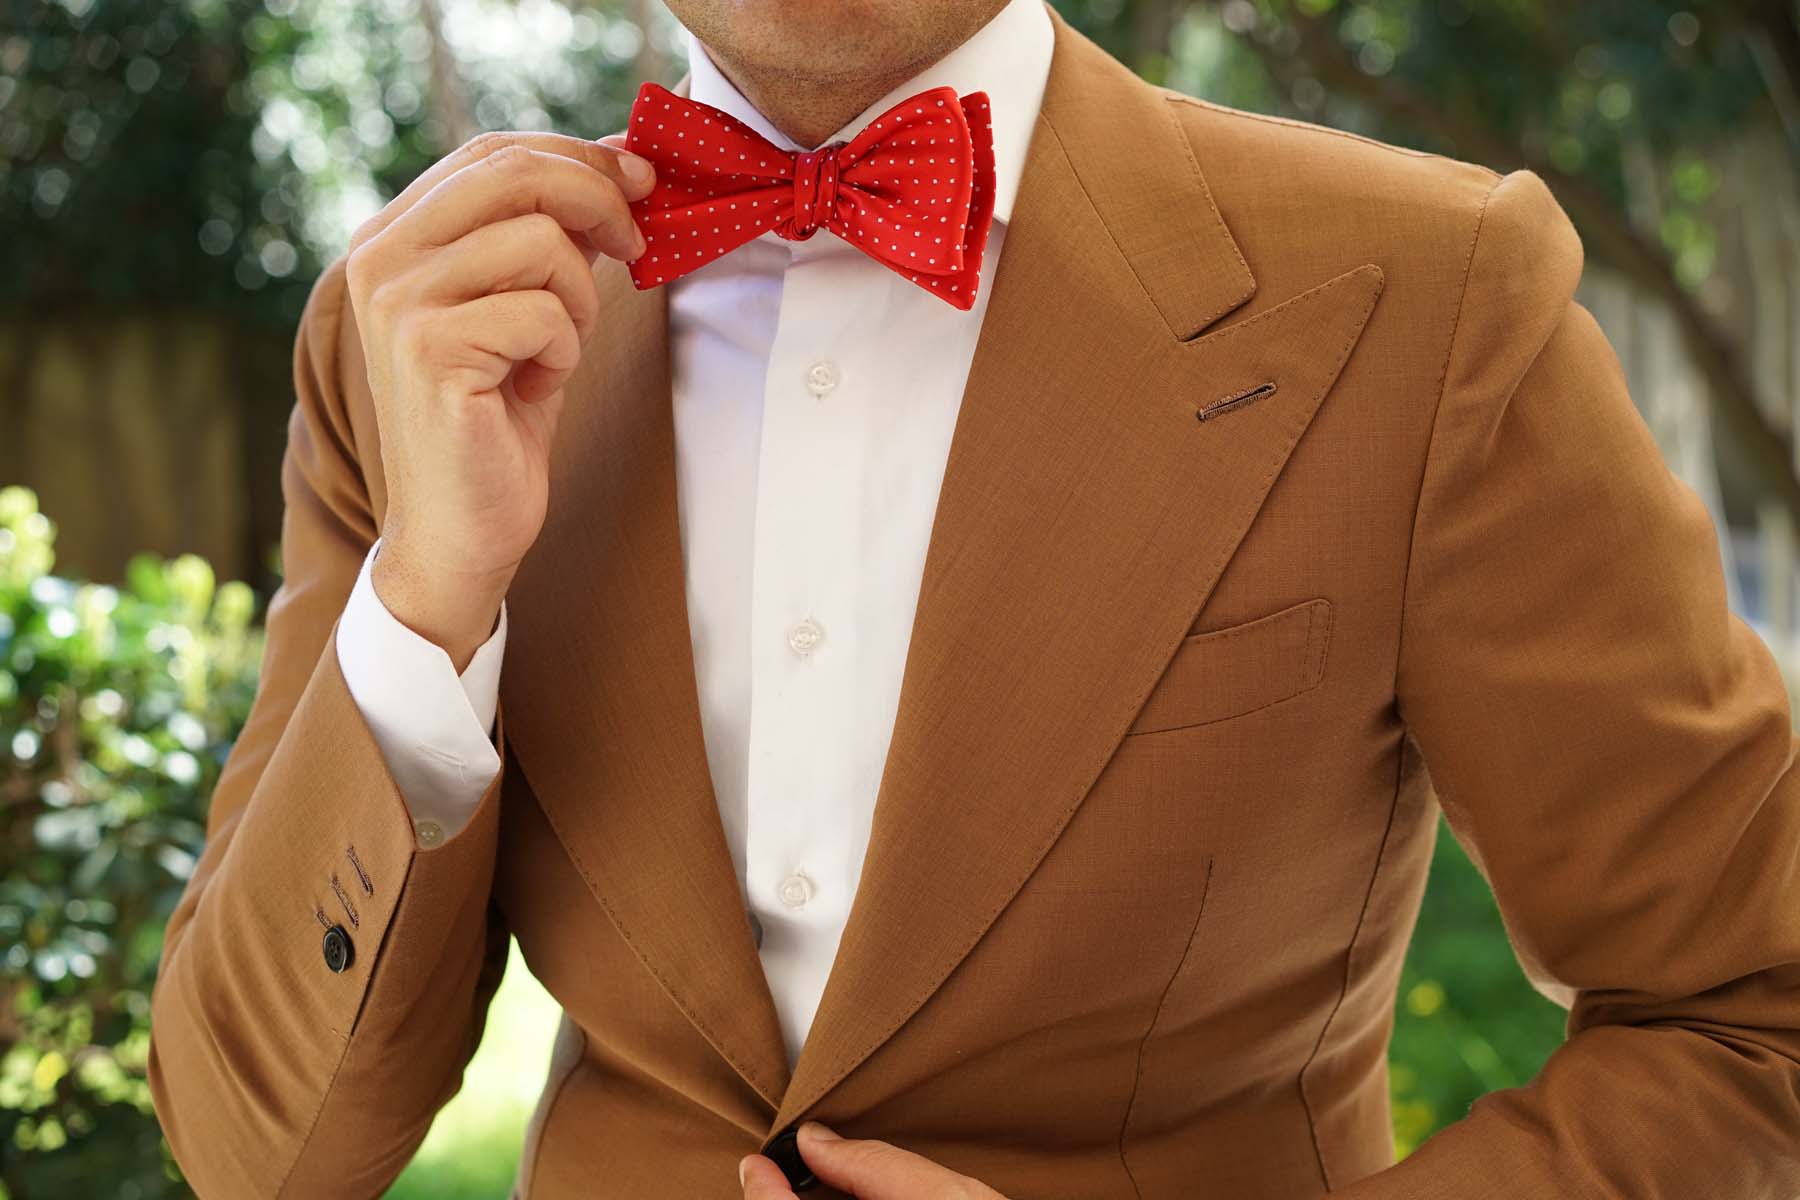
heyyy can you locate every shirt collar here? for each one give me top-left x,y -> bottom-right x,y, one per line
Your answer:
683,0 -> 1053,226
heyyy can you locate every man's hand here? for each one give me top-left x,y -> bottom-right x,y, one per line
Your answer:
342,129 -> 655,669
738,1123 -> 1006,1199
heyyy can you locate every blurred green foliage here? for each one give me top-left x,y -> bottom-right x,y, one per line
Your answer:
3,0 -> 669,328
2,0 -> 315,324
1389,821 -> 1565,1158
0,488 -> 263,1198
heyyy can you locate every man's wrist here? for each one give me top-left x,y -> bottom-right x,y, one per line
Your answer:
370,540 -> 509,673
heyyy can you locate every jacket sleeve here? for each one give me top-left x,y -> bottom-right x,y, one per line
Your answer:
147,255 -> 514,1199
1343,168 -> 1800,1198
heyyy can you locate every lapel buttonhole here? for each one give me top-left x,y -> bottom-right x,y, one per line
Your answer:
1196,380 -> 1278,422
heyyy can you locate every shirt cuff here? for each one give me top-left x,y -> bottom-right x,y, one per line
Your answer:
335,538 -> 506,848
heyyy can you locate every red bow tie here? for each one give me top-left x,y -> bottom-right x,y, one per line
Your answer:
621,81 -> 996,310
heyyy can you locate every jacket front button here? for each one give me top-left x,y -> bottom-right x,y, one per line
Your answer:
764,1127 -> 817,1190
321,923 -> 354,973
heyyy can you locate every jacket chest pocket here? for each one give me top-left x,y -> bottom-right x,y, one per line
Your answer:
1124,597 -> 1333,735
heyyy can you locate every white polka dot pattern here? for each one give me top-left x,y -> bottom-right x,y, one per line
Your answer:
622,81 -> 996,311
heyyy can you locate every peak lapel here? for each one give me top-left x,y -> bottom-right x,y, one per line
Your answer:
500,268 -> 793,1113
772,8 -> 1385,1129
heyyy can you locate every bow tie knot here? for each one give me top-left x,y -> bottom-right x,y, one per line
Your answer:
786,142 -> 843,240
622,81 -> 997,309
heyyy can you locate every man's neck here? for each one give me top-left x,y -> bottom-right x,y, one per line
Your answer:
690,2 -> 1012,149
699,55 -> 951,149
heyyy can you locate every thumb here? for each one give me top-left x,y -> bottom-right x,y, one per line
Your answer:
739,1153 -> 799,1199
797,1122 -> 985,1200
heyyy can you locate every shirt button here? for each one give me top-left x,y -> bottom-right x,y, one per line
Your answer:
777,871 -> 814,909
414,818 -> 445,848
787,618 -> 824,656
805,360 -> 839,397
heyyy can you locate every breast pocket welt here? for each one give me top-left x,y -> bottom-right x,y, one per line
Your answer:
1123,597 -> 1334,736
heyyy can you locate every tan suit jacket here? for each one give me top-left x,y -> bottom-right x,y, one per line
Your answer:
147,7 -> 1800,1197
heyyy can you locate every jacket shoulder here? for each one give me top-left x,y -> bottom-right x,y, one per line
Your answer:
1156,91 -> 1588,357
1162,90 -> 1501,202
1160,90 -> 1510,283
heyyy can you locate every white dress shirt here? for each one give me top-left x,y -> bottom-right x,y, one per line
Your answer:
336,0 -> 1055,1068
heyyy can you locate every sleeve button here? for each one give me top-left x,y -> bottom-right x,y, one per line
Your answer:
322,923 -> 354,973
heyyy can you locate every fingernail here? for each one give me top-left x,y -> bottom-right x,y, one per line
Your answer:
632,223 -> 647,257
616,150 -> 654,189
798,1121 -> 839,1143
738,1155 -> 752,1186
